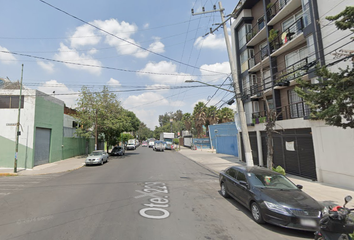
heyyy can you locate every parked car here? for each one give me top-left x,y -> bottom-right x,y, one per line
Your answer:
154,140 -> 165,152
126,143 -> 136,150
142,141 -> 148,147
85,150 -> 109,166
110,146 -> 125,156
219,166 -> 322,231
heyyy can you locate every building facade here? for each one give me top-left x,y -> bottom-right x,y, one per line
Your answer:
231,0 -> 354,189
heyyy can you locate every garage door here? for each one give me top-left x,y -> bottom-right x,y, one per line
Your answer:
34,128 -> 51,166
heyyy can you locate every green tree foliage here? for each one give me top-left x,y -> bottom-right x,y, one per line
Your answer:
74,86 -> 132,151
136,122 -> 153,140
217,107 -> 234,123
295,6 -> 354,129
193,102 -> 207,138
182,113 -> 192,131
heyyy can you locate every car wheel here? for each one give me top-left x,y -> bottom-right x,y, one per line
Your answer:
251,202 -> 265,224
220,182 -> 230,198
100,159 -> 103,165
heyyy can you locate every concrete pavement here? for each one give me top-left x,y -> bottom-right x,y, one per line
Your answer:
0,147 -> 353,208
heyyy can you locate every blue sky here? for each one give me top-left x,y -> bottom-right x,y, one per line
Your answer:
0,0 -> 239,129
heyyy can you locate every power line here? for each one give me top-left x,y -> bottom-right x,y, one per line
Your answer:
39,0 -> 228,76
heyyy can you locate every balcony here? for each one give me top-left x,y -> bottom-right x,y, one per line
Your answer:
267,0 -> 302,26
273,56 -> 316,89
269,17 -> 306,57
248,46 -> 270,73
251,101 -> 310,124
250,76 -> 273,99
246,16 -> 267,47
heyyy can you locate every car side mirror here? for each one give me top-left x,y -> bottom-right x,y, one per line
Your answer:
296,184 -> 303,190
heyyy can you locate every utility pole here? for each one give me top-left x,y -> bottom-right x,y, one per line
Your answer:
192,2 -> 254,166
14,64 -> 24,173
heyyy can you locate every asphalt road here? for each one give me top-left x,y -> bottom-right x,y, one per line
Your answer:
0,146 -> 314,240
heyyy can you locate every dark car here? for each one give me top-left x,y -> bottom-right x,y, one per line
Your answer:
110,146 -> 125,156
219,166 -> 322,231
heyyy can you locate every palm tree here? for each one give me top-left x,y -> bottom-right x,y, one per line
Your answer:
205,106 -> 219,134
193,102 -> 207,138
218,107 -> 234,123
182,113 -> 192,131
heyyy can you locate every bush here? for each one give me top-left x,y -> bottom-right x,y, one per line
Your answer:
173,138 -> 179,145
273,166 -> 286,176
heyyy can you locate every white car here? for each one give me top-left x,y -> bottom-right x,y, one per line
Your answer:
126,143 -> 136,150
85,150 -> 109,166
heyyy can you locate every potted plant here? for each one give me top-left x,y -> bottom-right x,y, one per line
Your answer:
267,3 -> 275,20
268,29 -> 279,52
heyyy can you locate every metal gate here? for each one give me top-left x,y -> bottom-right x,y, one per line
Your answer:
34,128 -> 51,166
261,128 -> 317,180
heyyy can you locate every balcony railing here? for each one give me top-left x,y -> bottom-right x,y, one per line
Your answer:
269,17 -> 304,53
246,15 -> 266,44
267,0 -> 292,22
249,76 -> 272,97
251,101 -> 310,124
273,56 -> 316,86
248,46 -> 269,69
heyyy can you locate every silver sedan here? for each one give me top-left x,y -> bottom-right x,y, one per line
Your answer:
85,150 -> 109,166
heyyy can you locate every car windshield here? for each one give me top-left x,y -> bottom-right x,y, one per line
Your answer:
248,172 -> 298,190
90,152 -> 103,156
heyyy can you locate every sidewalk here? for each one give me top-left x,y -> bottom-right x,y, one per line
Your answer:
176,147 -> 354,208
0,155 -> 86,176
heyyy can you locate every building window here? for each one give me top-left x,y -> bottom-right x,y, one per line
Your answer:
288,89 -> 309,118
282,11 -> 303,35
301,0 -> 311,27
306,35 -> 316,63
238,24 -> 252,49
0,95 -> 24,109
240,49 -> 254,72
285,47 -> 308,80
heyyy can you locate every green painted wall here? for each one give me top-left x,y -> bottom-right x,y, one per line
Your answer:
62,137 -> 95,159
32,96 -> 64,168
0,135 -> 33,169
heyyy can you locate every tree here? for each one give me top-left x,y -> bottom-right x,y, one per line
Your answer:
218,107 -> 234,123
136,122 -> 153,141
295,6 -> 354,129
74,86 -> 128,152
205,106 -> 219,135
193,102 -> 207,138
182,113 -> 192,131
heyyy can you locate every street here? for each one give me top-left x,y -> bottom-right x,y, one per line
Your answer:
0,147 -> 314,240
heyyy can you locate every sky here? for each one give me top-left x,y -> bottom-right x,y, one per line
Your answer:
0,0 -> 239,129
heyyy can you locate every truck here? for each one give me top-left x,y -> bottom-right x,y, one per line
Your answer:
127,139 -> 137,150
160,132 -> 174,150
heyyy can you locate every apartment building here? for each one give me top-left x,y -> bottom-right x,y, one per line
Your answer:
231,0 -> 354,189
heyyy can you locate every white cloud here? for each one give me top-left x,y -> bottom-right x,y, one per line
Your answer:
123,92 -> 169,108
37,80 -> 77,108
54,43 -> 102,75
138,61 -> 191,84
200,62 -> 231,82
148,38 -> 165,53
194,34 -> 228,50
107,78 -> 121,88
87,48 -> 98,55
70,24 -> 101,48
0,46 -> 17,63
143,23 -> 149,29
37,60 -> 54,73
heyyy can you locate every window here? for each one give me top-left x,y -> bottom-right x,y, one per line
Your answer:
306,35 -> 316,63
236,171 -> 247,182
263,69 -> 271,90
240,49 -> 254,72
282,11 -> 303,36
285,47 -> 308,79
242,75 -> 250,96
226,168 -> 237,179
238,24 -> 252,49
288,89 -> 309,118
0,95 -> 24,109
301,0 -> 311,27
